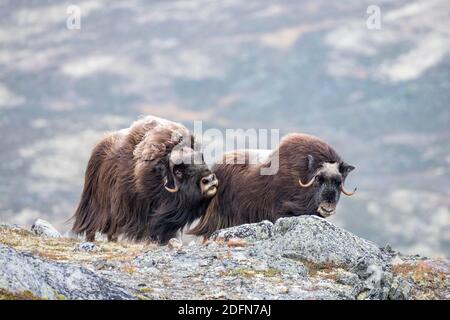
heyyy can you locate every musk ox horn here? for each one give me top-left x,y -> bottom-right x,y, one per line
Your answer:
299,176 -> 315,187
341,184 -> 357,196
164,177 -> 179,193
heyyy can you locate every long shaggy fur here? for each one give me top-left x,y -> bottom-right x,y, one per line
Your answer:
72,116 -> 210,243
190,133 -> 346,237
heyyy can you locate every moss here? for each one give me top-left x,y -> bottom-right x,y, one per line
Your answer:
55,293 -> 67,300
223,268 -> 281,278
392,261 -> 449,299
0,289 -> 41,300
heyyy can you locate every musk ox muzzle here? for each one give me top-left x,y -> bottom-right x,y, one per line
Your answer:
201,173 -> 219,198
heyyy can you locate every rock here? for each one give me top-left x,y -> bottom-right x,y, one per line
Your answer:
209,220 -> 274,242
388,276 -> 412,300
270,216 -> 386,269
30,219 -> 61,238
74,242 -> 99,252
188,241 -> 197,247
0,217 -> 446,300
0,222 -> 21,229
92,259 -> 121,271
0,244 -> 135,299
334,270 -> 360,286
167,238 -> 183,250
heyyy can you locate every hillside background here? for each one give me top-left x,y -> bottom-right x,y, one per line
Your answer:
0,0 -> 449,258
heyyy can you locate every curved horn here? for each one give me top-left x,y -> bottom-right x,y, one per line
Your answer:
164,177 -> 179,193
341,184 -> 357,196
299,176 -> 315,188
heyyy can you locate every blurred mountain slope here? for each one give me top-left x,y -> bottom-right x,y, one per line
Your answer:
0,0 -> 449,257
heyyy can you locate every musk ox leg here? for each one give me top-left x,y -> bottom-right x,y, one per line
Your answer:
72,134 -> 117,240
149,216 -> 181,245
86,231 -> 96,242
107,233 -> 118,242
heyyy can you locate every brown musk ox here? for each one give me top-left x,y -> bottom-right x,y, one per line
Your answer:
71,115 -> 218,244
189,133 -> 356,238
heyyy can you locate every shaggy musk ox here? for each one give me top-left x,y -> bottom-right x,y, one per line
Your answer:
190,133 -> 356,238
72,116 -> 218,244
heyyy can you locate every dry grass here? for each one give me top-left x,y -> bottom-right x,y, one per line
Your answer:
0,226 -> 157,265
300,260 -> 337,277
122,264 -> 138,274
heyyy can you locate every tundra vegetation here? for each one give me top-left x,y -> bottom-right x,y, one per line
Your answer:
0,218 -> 448,300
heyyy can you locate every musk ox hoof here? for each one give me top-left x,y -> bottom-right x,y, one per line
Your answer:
75,242 -> 100,252
209,220 -> 274,242
167,238 -> 183,250
31,219 -> 61,238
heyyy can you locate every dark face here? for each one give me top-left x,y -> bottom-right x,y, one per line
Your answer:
313,165 -> 343,217
299,157 -> 355,218
164,148 -> 218,200
172,163 -> 218,199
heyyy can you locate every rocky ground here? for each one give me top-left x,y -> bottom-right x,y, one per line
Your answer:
0,216 -> 448,300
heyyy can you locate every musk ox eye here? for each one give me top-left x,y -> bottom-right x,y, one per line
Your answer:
174,169 -> 183,179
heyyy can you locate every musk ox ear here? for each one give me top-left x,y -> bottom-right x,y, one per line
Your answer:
164,151 -> 187,192
163,163 -> 178,192
339,162 -> 355,177
164,173 -> 177,190
153,157 -> 179,191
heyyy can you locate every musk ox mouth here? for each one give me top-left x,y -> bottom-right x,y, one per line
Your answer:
201,174 -> 219,198
204,185 -> 218,198
317,204 -> 336,218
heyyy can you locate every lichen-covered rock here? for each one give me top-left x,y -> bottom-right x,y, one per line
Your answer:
387,276 -> 412,300
30,219 -> 61,238
0,217 -> 447,300
74,242 -> 99,252
0,244 -> 135,300
209,220 -> 274,242
167,238 -> 183,250
270,216 -> 386,269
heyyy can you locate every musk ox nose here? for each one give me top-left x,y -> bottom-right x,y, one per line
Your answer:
201,173 -> 217,185
323,190 -> 337,202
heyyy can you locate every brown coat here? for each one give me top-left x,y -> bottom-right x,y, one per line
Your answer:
72,116 -> 213,243
190,133 -> 354,237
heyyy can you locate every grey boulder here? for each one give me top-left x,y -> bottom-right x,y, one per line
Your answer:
0,244 -> 134,300
209,220 -> 274,242
31,219 -> 62,238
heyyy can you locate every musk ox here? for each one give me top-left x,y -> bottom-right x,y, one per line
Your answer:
71,116 -> 218,244
190,133 -> 356,238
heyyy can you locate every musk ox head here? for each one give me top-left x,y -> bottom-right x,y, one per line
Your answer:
162,147 -> 219,200
299,155 -> 356,218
